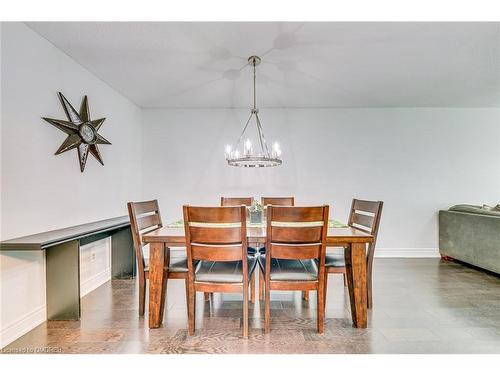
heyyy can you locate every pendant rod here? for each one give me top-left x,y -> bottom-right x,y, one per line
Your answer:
253,60 -> 257,110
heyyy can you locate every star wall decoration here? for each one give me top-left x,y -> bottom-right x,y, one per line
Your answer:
42,92 -> 111,172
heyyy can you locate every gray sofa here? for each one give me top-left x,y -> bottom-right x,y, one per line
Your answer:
439,205 -> 500,274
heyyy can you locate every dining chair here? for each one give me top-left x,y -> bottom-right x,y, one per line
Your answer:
261,196 -> 295,206
312,199 -> 383,310
258,196 -> 295,301
220,196 -> 258,303
220,197 -> 253,206
259,205 -> 329,333
127,200 -> 189,316
183,205 -> 257,338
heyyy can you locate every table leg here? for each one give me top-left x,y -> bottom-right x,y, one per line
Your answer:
148,242 -> 168,328
344,242 -> 367,328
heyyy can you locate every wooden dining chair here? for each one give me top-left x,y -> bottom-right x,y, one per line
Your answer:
261,196 -> 295,206
315,199 -> 383,310
220,197 -> 253,206
259,205 -> 329,333
258,196 -> 295,301
183,205 -> 257,338
127,200 -> 189,316
220,196 -> 257,303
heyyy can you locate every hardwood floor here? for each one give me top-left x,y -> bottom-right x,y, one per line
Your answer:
3,259 -> 500,354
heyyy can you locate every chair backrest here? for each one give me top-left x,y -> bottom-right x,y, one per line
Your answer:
266,205 -> 329,271
261,197 -> 295,206
127,200 -> 163,274
183,205 -> 248,278
347,199 -> 383,262
220,197 -> 253,206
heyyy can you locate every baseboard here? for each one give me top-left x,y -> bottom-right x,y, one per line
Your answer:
375,248 -> 440,258
80,268 -> 111,297
0,305 -> 46,349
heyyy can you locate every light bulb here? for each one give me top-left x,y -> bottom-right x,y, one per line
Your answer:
272,142 -> 281,158
234,149 -> 240,158
225,144 -> 232,158
244,139 -> 252,156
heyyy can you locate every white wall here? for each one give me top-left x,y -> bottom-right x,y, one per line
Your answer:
142,108 -> 500,255
0,23 -> 143,347
80,237 -> 111,297
1,23 -> 143,240
0,251 -> 46,348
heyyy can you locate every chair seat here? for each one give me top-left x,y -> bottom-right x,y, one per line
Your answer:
258,254 -> 318,281
254,246 -> 266,254
195,256 -> 257,283
169,257 -> 190,272
144,255 -> 189,273
247,246 -> 261,256
324,248 -> 346,268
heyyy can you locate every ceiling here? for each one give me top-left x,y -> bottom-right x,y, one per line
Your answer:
27,22 -> 500,108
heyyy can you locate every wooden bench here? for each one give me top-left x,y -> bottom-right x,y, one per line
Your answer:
0,216 -> 134,320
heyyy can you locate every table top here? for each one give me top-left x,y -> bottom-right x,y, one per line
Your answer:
143,225 -> 373,245
165,218 -> 348,229
0,216 -> 130,251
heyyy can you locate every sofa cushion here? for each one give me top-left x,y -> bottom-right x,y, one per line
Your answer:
449,204 -> 500,217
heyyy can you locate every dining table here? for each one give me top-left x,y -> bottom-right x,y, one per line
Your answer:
142,220 -> 373,330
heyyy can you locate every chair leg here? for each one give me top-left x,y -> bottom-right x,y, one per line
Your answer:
264,280 -> 271,334
204,292 -> 210,301
317,283 -> 325,333
367,277 -> 373,309
343,273 -> 347,287
138,275 -> 146,316
323,272 -> 328,316
187,280 -> 196,335
184,279 -> 189,312
243,281 -> 249,338
303,290 -> 309,301
259,269 -> 264,301
250,271 -> 256,304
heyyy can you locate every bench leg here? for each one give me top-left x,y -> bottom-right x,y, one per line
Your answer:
111,227 -> 136,279
46,240 -> 81,320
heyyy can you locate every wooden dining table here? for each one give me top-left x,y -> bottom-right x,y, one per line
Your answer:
142,224 -> 373,330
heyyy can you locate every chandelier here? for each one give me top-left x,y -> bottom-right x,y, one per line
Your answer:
225,56 -> 282,167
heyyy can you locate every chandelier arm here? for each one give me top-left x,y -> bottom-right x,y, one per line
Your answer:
255,113 -> 271,156
254,113 -> 266,154
236,112 -> 254,146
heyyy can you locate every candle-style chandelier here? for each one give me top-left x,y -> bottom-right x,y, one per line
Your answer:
225,56 -> 282,167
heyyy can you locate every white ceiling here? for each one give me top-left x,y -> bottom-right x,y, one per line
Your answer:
27,22 -> 500,108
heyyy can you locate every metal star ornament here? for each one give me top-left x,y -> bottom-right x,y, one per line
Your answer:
42,92 -> 111,172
